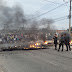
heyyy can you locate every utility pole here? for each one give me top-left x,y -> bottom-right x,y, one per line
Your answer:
69,0 -> 71,33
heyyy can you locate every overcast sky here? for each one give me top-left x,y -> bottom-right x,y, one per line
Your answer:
4,0 -> 71,30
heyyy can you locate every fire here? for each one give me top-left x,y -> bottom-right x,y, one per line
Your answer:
69,40 -> 72,44
24,47 -> 29,49
30,45 -> 35,48
44,41 -> 48,44
30,42 -> 41,48
15,46 -> 17,48
35,43 -> 40,46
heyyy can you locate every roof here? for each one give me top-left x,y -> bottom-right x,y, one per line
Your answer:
56,30 -> 66,34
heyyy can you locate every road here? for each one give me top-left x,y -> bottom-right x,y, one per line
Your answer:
0,46 -> 72,72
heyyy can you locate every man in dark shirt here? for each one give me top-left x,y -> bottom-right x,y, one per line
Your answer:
64,33 -> 71,51
58,34 -> 64,51
53,34 -> 58,50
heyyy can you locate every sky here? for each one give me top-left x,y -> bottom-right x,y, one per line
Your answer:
3,0 -> 71,30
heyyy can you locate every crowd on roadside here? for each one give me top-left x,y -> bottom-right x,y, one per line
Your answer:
53,33 -> 71,51
0,34 -> 24,43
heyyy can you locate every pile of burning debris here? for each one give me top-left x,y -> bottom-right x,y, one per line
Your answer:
0,41 -> 53,51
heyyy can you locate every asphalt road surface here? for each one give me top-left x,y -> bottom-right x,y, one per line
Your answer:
0,46 -> 72,72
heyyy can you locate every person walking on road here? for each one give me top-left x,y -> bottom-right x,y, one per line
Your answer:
53,34 -> 58,50
58,34 -> 64,52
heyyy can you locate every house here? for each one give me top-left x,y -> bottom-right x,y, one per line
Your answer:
56,30 -> 66,35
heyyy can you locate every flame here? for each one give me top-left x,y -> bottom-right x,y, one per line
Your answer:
30,42 -> 41,48
15,46 -> 17,48
35,43 -> 40,46
30,45 -> 35,48
69,40 -> 72,44
24,47 -> 29,49
44,41 -> 48,44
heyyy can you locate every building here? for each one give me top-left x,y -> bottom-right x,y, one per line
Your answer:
56,30 -> 66,35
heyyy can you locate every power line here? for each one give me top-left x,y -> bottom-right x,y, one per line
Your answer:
63,0 -> 69,10
54,15 -> 72,22
52,14 -> 72,22
33,0 -> 61,15
29,2 -> 69,20
65,3 -> 69,10
44,0 -> 61,4
34,3 -> 53,14
55,18 -> 67,22
53,15 -> 68,21
54,15 -> 72,23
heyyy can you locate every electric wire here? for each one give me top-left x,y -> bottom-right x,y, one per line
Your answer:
29,2 -> 69,20
33,0 -> 61,15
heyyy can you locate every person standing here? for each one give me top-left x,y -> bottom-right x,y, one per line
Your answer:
53,34 -> 58,50
67,36 -> 71,51
58,34 -> 64,51
64,33 -> 71,51
64,33 -> 68,51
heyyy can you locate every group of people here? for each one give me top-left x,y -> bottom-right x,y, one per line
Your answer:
53,33 -> 71,51
0,34 -> 24,43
